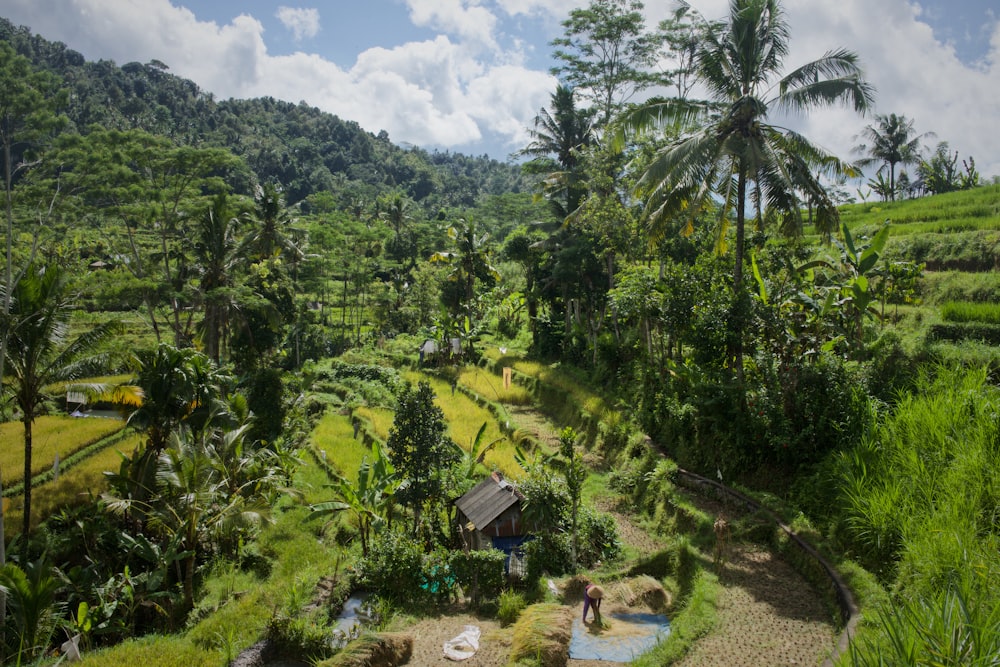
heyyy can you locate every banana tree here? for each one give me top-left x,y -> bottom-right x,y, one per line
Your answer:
833,221 -> 891,351
308,441 -> 402,557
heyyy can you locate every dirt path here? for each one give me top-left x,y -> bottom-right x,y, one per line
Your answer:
673,492 -> 836,667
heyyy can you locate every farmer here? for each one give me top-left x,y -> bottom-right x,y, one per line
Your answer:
582,582 -> 604,624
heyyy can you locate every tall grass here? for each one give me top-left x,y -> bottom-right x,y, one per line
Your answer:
846,580 -> 1000,666
839,366 -> 1000,592
837,366 -> 1000,663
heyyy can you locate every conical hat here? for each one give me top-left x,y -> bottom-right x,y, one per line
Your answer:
588,585 -> 604,599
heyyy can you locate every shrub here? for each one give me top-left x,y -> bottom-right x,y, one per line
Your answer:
524,533 -> 573,586
448,548 -> 506,608
357,532 -> 426,604
576,507 -> 622,567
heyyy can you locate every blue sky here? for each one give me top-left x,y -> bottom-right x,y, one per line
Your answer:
2,0 -> 999,177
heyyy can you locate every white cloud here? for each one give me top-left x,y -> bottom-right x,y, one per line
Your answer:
404,0 -> 499,50
275,6 -> 320,41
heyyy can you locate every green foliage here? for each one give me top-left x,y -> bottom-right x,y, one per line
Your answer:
497,589 -> 527,627
264,612 -> 333,662
927,322 -> 1000,346
836,366 -> 1000,600
576,506 -> 623,566
357,531 -> 427,604
524,532 -> 573,585
448,548 -> 506,608
386,380 -> 459,530
846,580 -> 1000,667
0,558 -> 62,661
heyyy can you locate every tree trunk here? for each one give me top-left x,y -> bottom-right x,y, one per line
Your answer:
732,171 -> 747,383
22,415 -> 32,543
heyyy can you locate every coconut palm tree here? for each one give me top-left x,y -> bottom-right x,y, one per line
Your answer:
854,113 -> 933,201
3,263 -> 119,539
518,85 -> 594,218
194,193 -> 244,364
618,0 -> 873,375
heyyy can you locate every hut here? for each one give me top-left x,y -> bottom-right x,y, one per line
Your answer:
455,472 -> 528,575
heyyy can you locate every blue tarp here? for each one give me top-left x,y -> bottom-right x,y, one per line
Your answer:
568,613 -> 670,662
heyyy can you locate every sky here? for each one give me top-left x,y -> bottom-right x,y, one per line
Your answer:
2,0 -> 999,180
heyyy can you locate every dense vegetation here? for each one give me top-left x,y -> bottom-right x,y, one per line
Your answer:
1,0 -> 999,665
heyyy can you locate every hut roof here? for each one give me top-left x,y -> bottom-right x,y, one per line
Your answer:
455,472 -> 522,531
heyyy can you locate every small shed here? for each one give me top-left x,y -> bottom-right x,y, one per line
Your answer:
455,472 -> 527,569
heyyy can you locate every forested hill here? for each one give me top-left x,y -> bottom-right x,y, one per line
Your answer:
0,16 -> 530,209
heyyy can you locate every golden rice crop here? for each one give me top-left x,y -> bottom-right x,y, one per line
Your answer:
0,416 -> 125,486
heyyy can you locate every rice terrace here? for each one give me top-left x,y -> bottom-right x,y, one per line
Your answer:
1,1 -> 999,666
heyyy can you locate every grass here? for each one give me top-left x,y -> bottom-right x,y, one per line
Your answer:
630,570 -> 720,666
75,634 -> 224,667
0,415 -> 125,486
838,184 -> 1000,234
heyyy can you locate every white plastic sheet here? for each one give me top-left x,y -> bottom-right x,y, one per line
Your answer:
443,624 -> 481,661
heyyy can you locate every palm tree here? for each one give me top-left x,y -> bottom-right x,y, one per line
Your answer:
240,183 -> 304,264
3,263 -> 119,539
194,194 -> 244,363
619,0 -> 873,375
518,85 -> 594,218
854,113 -> 933,201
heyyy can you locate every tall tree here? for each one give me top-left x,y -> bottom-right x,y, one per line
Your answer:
3,263 -> 118,541
854,113 -> 932,201
518,85 -> 594,218
619,0 -> 873,376
385,381 -> 459,534
550,0 -> 662,128
194,193 -> 245,363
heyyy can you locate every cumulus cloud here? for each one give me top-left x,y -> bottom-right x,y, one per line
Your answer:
404,0 -> 499,50
275,6 -> 320,41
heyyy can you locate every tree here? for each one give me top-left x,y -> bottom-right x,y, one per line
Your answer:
194,193 -> 245,363
430,217 -> 500,328
918,142 -> 979,195
106,425 -> 273,614
550,0 -> 662,128
385,381 -> 459,534
42,129 -> 240,347
854,113 -> 932,201
3,263 -> 119,541
309,441 -> 400,557
518,85 -> 594,218
619,0 -> 873,377
0,44 -> 67,632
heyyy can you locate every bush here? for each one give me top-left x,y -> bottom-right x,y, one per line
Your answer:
357,532 -> 426,604
448,548 -> 506,608
524,533 -> 573,586
577,507 -> 622,567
